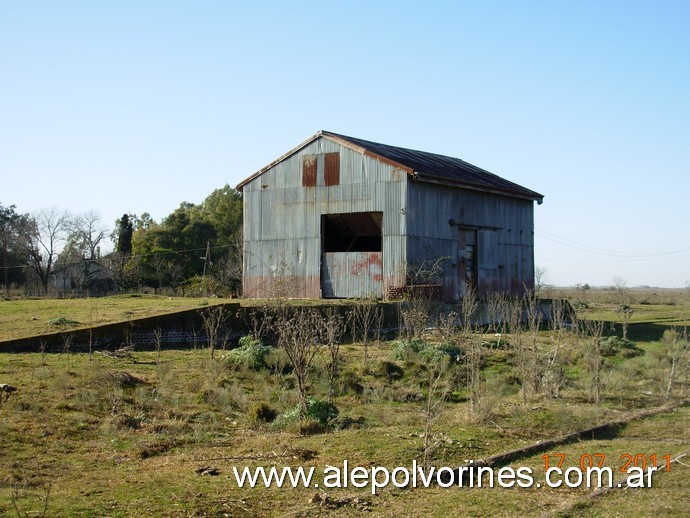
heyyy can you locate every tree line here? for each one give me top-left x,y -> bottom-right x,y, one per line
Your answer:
0,185 -> 242,298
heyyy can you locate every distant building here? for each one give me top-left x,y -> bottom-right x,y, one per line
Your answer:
237,131 -> 543,301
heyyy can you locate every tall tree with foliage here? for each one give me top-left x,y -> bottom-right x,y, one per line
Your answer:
1,203 -> 32,295
108,213 -> 136,292
129,186 -> 243,294
115,214 -> 134,255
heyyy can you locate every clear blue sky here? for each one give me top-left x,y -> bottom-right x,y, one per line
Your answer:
2,1 -> 689,288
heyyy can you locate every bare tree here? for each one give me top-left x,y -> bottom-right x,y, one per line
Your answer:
582,319 -> 606,404
26,208 -> 70,295
321,307 -> 345,402
614,305 -> 633,342
272,306 -> 324,414
542,299 -> 569,399
64,211 -> 108,294
348,298 -> 382,362
70,211 -> 107,261
422,367 -> 448,470
662,327 -> 689,399
153,327 -> 163,365
200,305 -> 227,359
459,287 -> 483,415
534,267 -> 548,299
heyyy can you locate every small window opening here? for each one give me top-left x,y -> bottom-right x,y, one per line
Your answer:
322,212 -> 382,252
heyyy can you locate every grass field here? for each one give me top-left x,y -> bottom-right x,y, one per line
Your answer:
0,295 -> 232,342
0,290 -> 688,516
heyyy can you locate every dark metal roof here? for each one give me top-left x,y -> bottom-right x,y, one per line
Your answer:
238,130 -> 543,203
321,131 -> 543,203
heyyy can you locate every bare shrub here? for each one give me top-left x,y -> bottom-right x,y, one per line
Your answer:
348,298 -> 382,362
321,307 -> 345,402
662,327 -> 689,399
153,327 -> 163,365
199,305 -> 227,359
582,319 -> 606,404
271,306 -> 325,414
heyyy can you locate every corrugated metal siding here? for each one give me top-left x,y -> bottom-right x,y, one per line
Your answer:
406,181 -> 535,298
243,135 -> 536,300
243,137 -> 407,298
322,252 -> 383,298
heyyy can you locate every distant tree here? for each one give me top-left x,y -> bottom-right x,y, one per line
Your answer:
201,185 -> 243,244
534,266 -> 547,298
114,214 -> 134,255
26,208 -> 70,295
69,211 -> 107,261
612,277 -> 629,305
130,188 -> 243,292
64,211 -> 108,294
0,204 -> 32,294
108,214 -> 136,292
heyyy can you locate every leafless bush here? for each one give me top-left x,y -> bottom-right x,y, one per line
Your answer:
422,367 -> 448,470
348,298 -> 382,362
241,306 -> 273,341
541,299 -> 570,399
435,311 -> 459,344
458,287 -> 484,416
321,307 -> 345,402
39,338 -> 47,366
507,294 -> 542,403
11,478 -> 52,518
271,306 -> 325,413
582,319 -> 606,404
662,327 -> 689,399
153,327 -> 163,365
486,292 -> 509,335
200,305 -> 228,359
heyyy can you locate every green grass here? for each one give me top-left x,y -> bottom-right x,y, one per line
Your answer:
0,291 -> 688,516
0,294 -> 231,341
1,329 -> 688,516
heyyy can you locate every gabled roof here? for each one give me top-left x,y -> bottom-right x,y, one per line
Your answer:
237,130 -> 544,203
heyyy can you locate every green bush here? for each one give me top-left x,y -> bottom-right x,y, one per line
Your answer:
222,336 -> 272,370
394,339 -> 461,363
48,316 -> 80,326
276,396 -> 339,427
599,336 -> 644,358
304,396 -> 339,425
393,339 -> 426,360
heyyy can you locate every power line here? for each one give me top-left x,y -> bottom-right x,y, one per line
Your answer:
0,242 -> 239,271
535,227 -> 690,259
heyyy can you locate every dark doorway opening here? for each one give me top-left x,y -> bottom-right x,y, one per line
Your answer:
321,212 -> 383,252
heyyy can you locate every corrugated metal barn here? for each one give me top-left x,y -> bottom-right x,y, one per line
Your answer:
236,131 -> 543,301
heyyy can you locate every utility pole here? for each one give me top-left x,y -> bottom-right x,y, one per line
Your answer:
202,242 -> 211,276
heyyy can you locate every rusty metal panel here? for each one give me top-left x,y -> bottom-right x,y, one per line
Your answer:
302,155 -> 317,187
324,152 -> 340,186
322,252 -> 383,298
